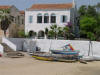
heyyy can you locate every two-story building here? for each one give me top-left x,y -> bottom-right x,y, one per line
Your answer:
25,2 -> 78,36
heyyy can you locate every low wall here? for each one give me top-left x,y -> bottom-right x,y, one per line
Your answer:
8,38 -> 27,51
2,37 -> 17,51
35,39 -> 100,56
32,39 -> 91,56
3,38 -> 100,57
0,44 -> 3,54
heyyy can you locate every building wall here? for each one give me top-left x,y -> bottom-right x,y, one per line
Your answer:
0,5 -> 25,38
25,9 -> 70,33
9,6 -> 25,37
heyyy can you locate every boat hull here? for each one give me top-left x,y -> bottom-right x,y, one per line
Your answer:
51,50 -> 79,55
32,56 -> 54,61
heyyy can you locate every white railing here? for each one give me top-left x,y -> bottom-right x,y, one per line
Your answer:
2,37 -> 17,51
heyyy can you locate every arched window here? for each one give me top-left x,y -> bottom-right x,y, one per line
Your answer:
44,13 -> 49,23
61,15 -> 67,23
37,13 -> 42,23
38,30 -> 45,39
51,13 -> 56,23
29,30 -> 36,38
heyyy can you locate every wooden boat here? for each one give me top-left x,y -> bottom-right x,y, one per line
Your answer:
54,58 -> 77,62
32,55 -> 54,61
32,55 -> 77,62
32,51 -> 79,62
51,50 -> 79,55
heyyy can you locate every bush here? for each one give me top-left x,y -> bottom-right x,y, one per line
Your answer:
87,32 -> 96,41
17,30 -> 27,38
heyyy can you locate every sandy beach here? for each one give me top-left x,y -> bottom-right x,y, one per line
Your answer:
0,53 -> 100,75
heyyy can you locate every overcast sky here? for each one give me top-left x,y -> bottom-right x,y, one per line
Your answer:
0,0 -> 100,10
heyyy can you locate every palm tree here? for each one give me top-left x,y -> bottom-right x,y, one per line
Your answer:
1,17 -> 11,36
50,25 -> 58,39
0,8 -> 12,37
57,27 -> 63,37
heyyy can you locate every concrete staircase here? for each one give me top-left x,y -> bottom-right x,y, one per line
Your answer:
1,43 -> 24,58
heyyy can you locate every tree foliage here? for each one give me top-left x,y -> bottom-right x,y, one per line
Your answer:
1,17 -> 11,36
0,8 -> 12,37
47,25 -> 74,39
79,4 -> 100,40
80,16 -> 97,32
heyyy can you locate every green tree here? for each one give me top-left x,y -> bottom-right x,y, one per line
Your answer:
94,26 -> 100,40
87,32 -> 96,41
63,26 -> 70,39
50,25 -> 58,39
78,5 -> 87,16
45,27 -> 49,38
87,6 -> 97,17
80,16 -> 97,36
1,17 -> 11,36
80,16 -> 97,38
0,8 -> 13,37
95,3 -> 100,8
48,30 -> 55,39
57,27 -> 63,37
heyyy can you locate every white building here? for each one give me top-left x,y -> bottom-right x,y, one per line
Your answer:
25,2 -> 77,37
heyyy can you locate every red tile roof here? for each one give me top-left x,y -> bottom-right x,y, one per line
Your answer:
0,5 -> 11,9
20,11 -> 25,14
28,3 -> 73,10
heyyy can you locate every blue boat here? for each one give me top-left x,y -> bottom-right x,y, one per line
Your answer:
51,50 -> 79,55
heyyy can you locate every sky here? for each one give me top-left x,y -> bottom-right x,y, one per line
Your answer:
0,0 -> 100,10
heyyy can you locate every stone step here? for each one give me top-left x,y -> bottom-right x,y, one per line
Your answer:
1,43 -> 24,58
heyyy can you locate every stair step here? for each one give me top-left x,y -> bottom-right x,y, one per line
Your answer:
1,43 -> 24,58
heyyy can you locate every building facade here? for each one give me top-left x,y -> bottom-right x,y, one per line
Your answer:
25,2 -> 77,35
0,5 -> 25,37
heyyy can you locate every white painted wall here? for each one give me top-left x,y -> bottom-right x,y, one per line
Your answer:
2,37 -> 17,51
0,44 -> 3,54
25,9 -> 70,33
32,39 -> 100,57
3,38 -> 100,57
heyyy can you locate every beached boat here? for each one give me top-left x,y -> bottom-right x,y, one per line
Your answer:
32,55 -> 77,62
54,58 -> 77,63
32,55 -> 54,61
32,52 -> 78,62
51,50 -> 79,55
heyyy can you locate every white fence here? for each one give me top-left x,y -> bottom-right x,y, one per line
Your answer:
2,37 -> 17,51
0,44 -> 3,54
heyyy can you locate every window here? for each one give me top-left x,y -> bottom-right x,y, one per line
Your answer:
22,19 -> 24,24
29,16 -> 33,23
62,15 -> 67,23
51,13 -> 56,23
18,16 -> 20,24
44,13 -> 49,23
37,13 -> 42,23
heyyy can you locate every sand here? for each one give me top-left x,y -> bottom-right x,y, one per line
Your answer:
0,53 -> 100,75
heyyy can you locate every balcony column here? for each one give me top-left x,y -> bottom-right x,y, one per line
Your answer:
49,14 -> 51,24
42,15 -> 44,23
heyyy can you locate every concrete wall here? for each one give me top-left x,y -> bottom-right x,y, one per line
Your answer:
2,37 -> 17,51
8,38 -> 26,51
0,44 -> 3,54
4,38 -> 100,57
25,9 -> 70,33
